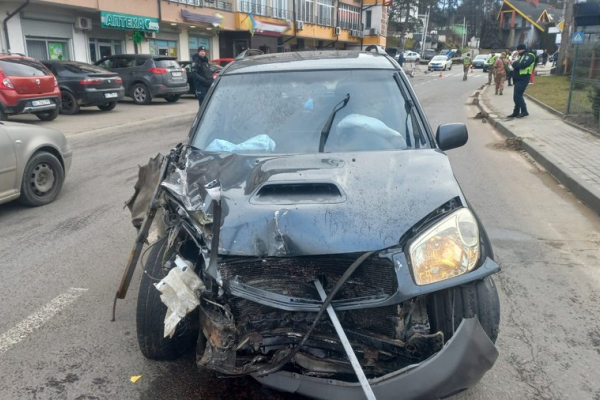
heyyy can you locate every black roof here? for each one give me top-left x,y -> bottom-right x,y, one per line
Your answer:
223,51 -> 398,75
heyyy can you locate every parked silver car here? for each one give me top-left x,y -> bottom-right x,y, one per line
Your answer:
0,122 -> 72,206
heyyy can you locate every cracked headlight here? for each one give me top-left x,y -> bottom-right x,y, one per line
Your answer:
408,208 -> 480,285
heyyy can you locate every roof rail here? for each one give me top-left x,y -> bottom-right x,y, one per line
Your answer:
235,49 -> 264,60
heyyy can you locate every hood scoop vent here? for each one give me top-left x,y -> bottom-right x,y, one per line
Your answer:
250,183 -> 345,205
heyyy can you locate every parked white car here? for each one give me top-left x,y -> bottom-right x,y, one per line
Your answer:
401,51 -> 421,63
428,55 -> 453,71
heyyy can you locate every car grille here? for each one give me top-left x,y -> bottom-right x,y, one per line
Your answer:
218,253 -> 398,300
231,298 -> 399,338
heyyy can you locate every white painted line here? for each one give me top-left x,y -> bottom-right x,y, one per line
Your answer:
0,288 -> 88,357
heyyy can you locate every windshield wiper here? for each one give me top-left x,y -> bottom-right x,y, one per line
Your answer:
318,94 -> 350,153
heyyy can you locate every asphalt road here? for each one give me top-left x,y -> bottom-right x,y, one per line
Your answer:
1,70 -> 599,400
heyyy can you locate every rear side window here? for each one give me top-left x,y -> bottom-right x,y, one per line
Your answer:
155,60 -> 180,69
136,58 -> 149,67
0,58 -> 50,77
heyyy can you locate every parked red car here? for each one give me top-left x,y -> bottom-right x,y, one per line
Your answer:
0,54 -> 61,121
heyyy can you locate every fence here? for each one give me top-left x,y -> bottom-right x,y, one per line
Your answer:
566,40 -> 600,132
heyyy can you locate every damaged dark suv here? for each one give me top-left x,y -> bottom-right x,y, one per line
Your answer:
117,51 -> 500,399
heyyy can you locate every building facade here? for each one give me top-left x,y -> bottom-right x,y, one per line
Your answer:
0,0 -> 389,63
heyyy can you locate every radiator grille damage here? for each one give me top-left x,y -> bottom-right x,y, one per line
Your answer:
218,253 -> 398,300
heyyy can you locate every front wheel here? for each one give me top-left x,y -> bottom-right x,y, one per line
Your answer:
19,151 -> 64,206
0,109 -> 7,121
428,276 -> 500,343
164,95 -> 180,103
35,107 -> 59,121
137,239 -> 197,360
97,102 -> 117,111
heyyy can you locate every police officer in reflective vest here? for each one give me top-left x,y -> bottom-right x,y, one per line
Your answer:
463,53 -> 472,81
507,43 -> 536,118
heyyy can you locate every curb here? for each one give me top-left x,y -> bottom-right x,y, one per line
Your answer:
475,86 -> 600,216
524,94 -> 564,118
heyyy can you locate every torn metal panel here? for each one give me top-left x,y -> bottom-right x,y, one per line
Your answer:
156,255 -> 205,338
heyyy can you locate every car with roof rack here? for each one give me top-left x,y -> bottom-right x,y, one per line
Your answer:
94,55 -> 188,105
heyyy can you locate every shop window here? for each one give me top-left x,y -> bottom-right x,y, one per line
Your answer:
26,39 -> 70,61
150,40 -> 178,57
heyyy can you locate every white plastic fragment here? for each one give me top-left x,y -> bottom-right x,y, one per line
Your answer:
155,255 -> 205,338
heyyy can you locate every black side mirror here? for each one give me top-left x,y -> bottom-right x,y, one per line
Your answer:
436,123 -> 468,151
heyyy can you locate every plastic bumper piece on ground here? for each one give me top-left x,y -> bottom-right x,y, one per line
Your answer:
253,317 -> 498,400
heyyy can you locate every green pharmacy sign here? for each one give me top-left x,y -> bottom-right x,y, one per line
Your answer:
101,11 -> 159,33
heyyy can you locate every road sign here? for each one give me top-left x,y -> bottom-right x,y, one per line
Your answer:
572,31 -> 584,45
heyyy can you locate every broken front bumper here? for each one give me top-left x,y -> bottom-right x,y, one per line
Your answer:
253,317 -> 498,400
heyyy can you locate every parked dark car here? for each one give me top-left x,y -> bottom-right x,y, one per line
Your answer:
119,51 -> 501,400
422,48 -> 436,60
472,54 -> 490,69
94,55 -> 188,105
178,61 -> 223,96
41,61 -> 124,115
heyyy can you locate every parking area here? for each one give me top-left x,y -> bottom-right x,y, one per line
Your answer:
6,96 -> 199,136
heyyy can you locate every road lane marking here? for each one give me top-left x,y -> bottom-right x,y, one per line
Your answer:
0,288 -> 88,357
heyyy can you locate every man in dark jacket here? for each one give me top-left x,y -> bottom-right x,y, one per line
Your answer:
191,46 -> 214,106
507,43 -> 536,118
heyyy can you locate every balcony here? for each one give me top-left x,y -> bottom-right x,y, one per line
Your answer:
238,1 -> 293,20
165,0 -> 233,12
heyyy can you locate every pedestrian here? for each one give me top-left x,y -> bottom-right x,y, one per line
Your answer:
486,53 -> 497,85
398,52 -> 404,68
493,52 -> 510,95
507,43 -> 536,118
463,53 -> 472,81
542,49 -> 548,66
190,46 -> 214,106
552,51 -> 559,67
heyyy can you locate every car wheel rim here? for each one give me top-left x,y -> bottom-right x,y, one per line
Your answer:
30,163 -> 55,196
63,95 -> 73,111
134,87 -> 146,102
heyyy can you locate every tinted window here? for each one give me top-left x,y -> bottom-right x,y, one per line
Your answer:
136,58 -> 149,67
155,59 -> 180,69
192,70 -> 426,154
0,58 -> 50,77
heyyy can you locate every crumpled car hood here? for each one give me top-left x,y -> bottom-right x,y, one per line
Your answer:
162,148 -> 465,257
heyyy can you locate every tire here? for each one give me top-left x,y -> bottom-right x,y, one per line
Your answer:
19,151 -> 64,206
164,95 -> 180,103
59,91 -> 79,115
0,109 -> 7,121
97,101 -> 117,111
428,276 -> 500,344
137,239 -> 197,360
132,83 -> 152,105
35,107 -> 59,121
449,64 -> 452,70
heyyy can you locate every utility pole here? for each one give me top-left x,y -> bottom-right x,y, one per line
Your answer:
557,0 -> 574,75
421,6 -> 430,53
462,16 -> 466,48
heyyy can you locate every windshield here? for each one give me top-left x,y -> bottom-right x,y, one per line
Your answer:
474,55 -> 487,60
431,56 -> 446,61
191,70 -> 426,154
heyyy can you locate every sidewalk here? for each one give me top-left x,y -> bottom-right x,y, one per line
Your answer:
476,81 -> 600,216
